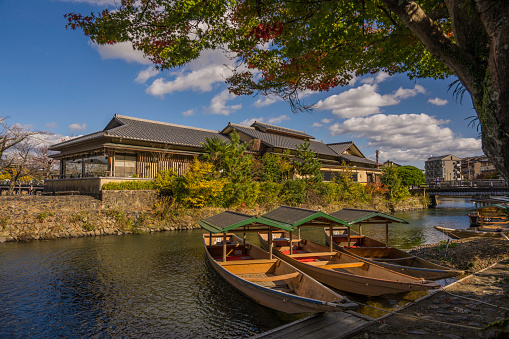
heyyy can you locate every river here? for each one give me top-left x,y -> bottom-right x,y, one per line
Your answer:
0,198 -> 474,338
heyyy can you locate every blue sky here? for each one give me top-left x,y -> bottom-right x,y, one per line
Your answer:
0,0 -> 483,169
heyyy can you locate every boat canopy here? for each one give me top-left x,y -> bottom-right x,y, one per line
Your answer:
260,205 -> 350,228
198,210 -> 294,233
329,208 -> 409,225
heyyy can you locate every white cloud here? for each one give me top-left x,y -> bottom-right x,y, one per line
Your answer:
316,82 -> 426,118
240,118 -> 258,126
90,41 -> 152,65
267,115 -> 289,124
312,118 -> 332,128
135,66 -> 159,84
207,90 -> 242,115
253,96 -> 278,107
68,123 -> 87,132
321,118 -> 332,124
182,109 -> 195,117
329,113 -> 482,163
45,122 -> 57,129
312,122 -> 323,127
428,97 -> 448,106
145,49 -> 238,97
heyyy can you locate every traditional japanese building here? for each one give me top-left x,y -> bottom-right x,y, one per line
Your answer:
47,114 -> 382,194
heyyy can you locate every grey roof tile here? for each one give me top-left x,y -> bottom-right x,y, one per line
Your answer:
108,115 -> 230,147
229,123 -> 337,156
327,142 -> 354,155
251,121 -> 314,139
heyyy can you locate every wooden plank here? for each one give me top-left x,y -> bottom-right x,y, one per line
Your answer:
219,259 -> 277,266
244,272 -> 299,282
287,252 -> 336,258
320,262 -> 365,269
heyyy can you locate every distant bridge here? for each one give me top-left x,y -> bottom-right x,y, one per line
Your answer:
423,179 -> 509,197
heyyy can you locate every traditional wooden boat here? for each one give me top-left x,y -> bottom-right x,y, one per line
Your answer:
200,211 -> 357,314
325,208 -> 463,280
258,231 -> 441,296
434,226 -> 509,240
324,227 -> 463,280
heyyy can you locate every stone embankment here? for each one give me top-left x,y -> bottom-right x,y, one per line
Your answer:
349,238 -> 509,339
0,191 -> 427,243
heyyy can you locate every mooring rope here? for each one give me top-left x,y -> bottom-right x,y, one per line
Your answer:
441,289 -> 509,312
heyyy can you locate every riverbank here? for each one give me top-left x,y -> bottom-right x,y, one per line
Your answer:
349,238 -> 509,339
0,192 -> 427,243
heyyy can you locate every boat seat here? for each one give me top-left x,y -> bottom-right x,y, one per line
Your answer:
288,252 -> 336,258
243,272 -> 300,282
321,262 -> 366,269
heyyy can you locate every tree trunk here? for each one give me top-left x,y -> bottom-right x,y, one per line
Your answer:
472,0 -> 509,182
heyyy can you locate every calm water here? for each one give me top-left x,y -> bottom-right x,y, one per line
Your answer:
0,198 -> 474,338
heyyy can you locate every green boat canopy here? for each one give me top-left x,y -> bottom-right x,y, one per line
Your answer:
198,210 -> 294,233
260,206 -> 351,228
329,208 -> 409,225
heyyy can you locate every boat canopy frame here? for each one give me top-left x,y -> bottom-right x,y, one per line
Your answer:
329,208 -> 409,248
259,206 -> 352,253
198,210 -> 295,262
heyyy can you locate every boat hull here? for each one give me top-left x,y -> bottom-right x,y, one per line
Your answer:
434,226 -> 508,239
258,232 -> 440,296
324,228 -> 463,280
204,234 -> 356,314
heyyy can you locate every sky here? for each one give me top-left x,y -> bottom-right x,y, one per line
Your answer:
0,0 -> 484,169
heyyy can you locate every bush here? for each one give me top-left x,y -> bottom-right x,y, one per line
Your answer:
180,159 -> 226,208
154,169 -> 178,195
257,181 -> 283,206
281,179 -> 307,206
220,181 -> 260,208
102,180 -> 155,190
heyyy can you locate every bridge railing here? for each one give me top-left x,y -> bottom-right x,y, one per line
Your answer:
426,179 -> 508,189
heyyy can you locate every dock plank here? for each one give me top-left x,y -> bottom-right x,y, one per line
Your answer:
253,311 -> 370,339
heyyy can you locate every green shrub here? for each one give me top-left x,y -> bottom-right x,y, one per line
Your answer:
102,180 -> 155,190
281,179 -> 307,206
220,181 -> 260,208
257,182 -> 283,206
154,169 -> 178,195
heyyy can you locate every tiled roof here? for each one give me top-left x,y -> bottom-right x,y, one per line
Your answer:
49,131 -> 106,149
228,123 -> 337,156
251,121 -> 314,139
339,153 -> 377,165
50,115 -> 230,150
107,115 -> 230,147
327,142 -> 354,155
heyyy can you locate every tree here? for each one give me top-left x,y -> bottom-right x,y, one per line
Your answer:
0,116 -> 45,163
397,165 -> 425,187
66,1 -> 509,181
201,130 -> 253,183
293,142 -> 322,183
381,165 -> 409,201
260,151 -> 292,183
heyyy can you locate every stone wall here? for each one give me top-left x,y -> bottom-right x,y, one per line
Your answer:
0,191 -> 206,243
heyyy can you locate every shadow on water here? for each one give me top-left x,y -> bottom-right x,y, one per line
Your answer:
0,198 -> 473,337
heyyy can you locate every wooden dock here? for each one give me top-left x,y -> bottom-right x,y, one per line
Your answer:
252,310 -> 372,339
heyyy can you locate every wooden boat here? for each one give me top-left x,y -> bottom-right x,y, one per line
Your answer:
323,228 -> 464,280
434,226 -> 509,240
203,233 -> 356,314
258,231 -> 440,296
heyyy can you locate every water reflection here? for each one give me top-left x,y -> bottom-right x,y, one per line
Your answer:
0,198 -> 473,337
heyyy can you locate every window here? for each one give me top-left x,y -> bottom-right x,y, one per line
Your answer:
115,154 -> 137,177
